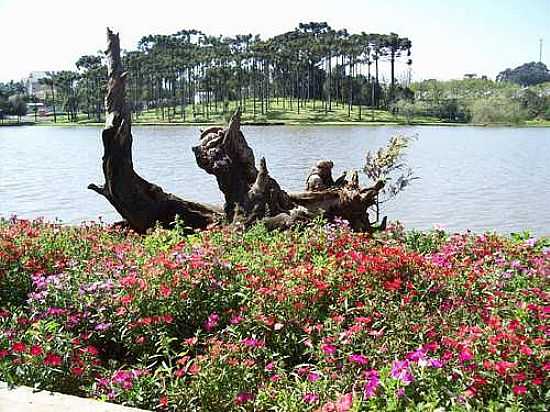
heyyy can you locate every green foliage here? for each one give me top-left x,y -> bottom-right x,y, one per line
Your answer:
364,134 -> 418,205
7,94 -> 28,119
470,96 -> 527,124
410,78 -> 550,124
496,62 -> 550,86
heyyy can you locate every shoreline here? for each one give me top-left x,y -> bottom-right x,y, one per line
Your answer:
3,120 -> 550,128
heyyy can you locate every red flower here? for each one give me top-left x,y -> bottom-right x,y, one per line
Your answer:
12,342 -> 26,353
30,345 -> 43,356
383,277 -> 402,291
160,284 -> 172,298
513,385 -> 527,395
71,367 -> 84,376
85,345 -> 99,356
158,395 -> 169,408
43,353 -> 62,366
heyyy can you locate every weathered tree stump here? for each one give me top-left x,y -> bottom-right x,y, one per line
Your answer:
90,29 -> 385,234
88,29 -> 222,233
194,111 -> 385,231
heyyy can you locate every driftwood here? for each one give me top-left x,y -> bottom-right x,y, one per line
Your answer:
88,29 -> 222,233
90,29 -> 385,233
193,111 -> 385,232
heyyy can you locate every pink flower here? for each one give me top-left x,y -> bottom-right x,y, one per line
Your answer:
336,392 -> 353,412
519,345 -> 533,356
363,369 -> 380,399
204,312 -> 219,331
188,362 -> 200,375
159,284 -> 172,297
495,361 -> 516,376
234,392 -> 254,405
321,344 -> 337,355
307,372 -> 321,382
348,354 -> 368,365
303,392 -> 319,404
230,314 -> 243,324
513,385 -> 527,395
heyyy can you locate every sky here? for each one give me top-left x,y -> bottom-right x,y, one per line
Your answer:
0,0 -> 549,83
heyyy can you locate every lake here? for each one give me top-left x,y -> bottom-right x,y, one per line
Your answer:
1,125 -> 549,234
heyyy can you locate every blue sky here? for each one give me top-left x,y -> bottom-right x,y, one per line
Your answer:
0,0 -> 548,82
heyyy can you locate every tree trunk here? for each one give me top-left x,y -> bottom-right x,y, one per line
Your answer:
88,29 -> 222,234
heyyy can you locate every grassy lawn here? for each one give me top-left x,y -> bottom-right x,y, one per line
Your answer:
27,99 -> 447,126
22,100 -> 550,127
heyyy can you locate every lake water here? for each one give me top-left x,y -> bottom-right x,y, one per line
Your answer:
1,125 -> 549,234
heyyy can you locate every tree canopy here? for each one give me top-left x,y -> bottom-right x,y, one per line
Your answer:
496,62 -> 550,86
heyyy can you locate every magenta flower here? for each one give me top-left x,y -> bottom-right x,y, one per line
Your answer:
234,392 -> 254,405
204,312 -> 219,331
406,347 -> 426,362
363,369 -> 380,399
303,392 -> 319,404
242,337 -> 263,348
391,360 -> 414,385
307,372 -> 320,382
112,370 -> 134,390
459,348 -> 473,363
348,354 -> 369,365
428,358 -> 443,368
321,344 -> 337,355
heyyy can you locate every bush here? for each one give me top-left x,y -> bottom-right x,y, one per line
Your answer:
470,96 -> 528,124
0,218 -> 548,411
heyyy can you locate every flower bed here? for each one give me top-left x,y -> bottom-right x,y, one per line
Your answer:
0,218 -> 548,411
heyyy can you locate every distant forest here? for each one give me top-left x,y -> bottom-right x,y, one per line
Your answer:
2,22 -> 413,122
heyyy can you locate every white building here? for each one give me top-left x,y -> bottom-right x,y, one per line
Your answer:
25,71 -> 51,99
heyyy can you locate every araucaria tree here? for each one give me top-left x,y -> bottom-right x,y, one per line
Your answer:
47,22 -> 412,123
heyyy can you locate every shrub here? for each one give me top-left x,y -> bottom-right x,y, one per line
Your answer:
0,218 -> 548,411
469,96 -> 528,124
